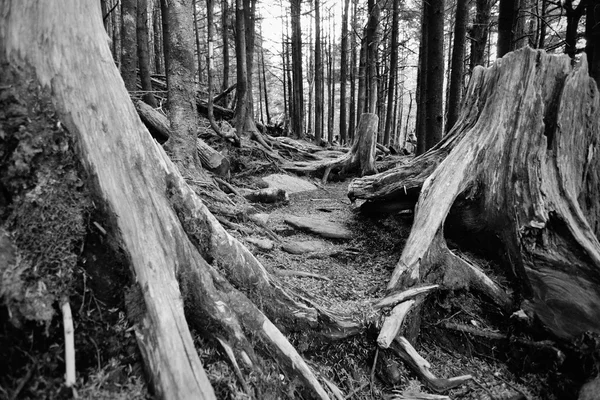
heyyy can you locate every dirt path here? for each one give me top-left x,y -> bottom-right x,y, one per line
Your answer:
230,175 -> 553,399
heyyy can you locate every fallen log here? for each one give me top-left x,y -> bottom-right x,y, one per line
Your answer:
196,138 -> 230,177
134,100 -> 170,143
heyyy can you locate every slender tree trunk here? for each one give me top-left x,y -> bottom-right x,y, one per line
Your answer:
424,0 -> 444,151
339,0 -> 350,144
327,11 -> 334,143
348,0 -> 358,142
416,0 -> 429,155
586,0 -> 600,84
112,0 -> 120,64
383,0 -> 400,146
221,0 -> 230,92
101,0 -> 109,30
365,0 -> 380,114
357,36 -> 367,118
153,0 -> 163,74
244,0 -> 256,121
160,0 -> 170,87
446,0 -> 467,133
497,0 -> 515,58
564,0 -> 586,60
121,0 -> 138,90
162,0 -> 201,169
206,0 -> 223,136
470,0 -> 490,70
260,24 -> 271,125
538,0 -> 547,49
315,0 -> 323,144
193,0 -> 203,84
138,0 -> 158,107
290,0 -> 304,138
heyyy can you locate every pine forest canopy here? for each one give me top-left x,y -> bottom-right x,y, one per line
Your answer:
1,0 -> 600,399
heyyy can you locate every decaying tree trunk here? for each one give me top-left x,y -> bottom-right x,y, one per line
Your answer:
349,48 -> 600,341
283,113 -> 379,183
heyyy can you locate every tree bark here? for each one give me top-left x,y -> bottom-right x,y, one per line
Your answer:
290,0 -> 304,138
383,0 -> 399,146
206,0 -> 223,137
162,0 -> 201,170
470,0 -> 491,71
137,0 -> 158,107
121,0 -> 138,90
497,0 -> 516,58
315,0 -> 323,144
159,0 -> 170,86
153,0 -> 163,74
446,0 -> 467,133
425,0 -> 444,150
415,0 -> 429,155
221,0 -> 230,94
350,48 -> 600,340
339,0 -> 350,144
193,0 -> 204,84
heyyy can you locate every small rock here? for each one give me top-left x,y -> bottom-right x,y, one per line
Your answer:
246,237 -> 274,251
248,213 -> 270,226
284,215 -> 352,240
281,240 -> 327,255
261,174 -> 317,194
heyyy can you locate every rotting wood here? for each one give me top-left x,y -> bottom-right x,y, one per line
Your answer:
134,100 -> 171,143
196,138 -> 230,177
377,300 -> 415,349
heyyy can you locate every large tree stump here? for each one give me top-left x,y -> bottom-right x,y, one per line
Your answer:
351,48 -> 600,340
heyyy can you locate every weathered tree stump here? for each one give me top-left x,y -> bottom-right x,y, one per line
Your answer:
351,48 -> 600,340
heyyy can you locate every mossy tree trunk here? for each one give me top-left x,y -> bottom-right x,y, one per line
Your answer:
349,48 -> 600,340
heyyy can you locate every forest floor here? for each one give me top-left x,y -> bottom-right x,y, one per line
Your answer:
0,74 -> 582,399
214,168 -> 571,400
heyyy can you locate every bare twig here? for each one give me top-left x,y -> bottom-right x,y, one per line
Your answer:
61,298 -> 76,387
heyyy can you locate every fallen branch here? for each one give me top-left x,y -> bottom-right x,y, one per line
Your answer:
61,298 -> 76,388
377,300 -> 415,348
273,269 -> 331,281
390,337 -> 472,393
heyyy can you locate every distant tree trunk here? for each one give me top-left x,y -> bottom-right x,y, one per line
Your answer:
261,37 -> 271,125
538,0 -> 547,49
244,0 -> 256,121
365,0 -> 380,114
425,0 -> 444,151
587,0 -> 600,84
564,0 -> 586,60
415,0 -> 429,155
446,0 -> 467,133
112,0 -> 120,63
101,0 -> 109,30
206,0 -> 222,136
121,0 -> 138,90
221,0 -> 230,92
383,0 -> 399,146
339,0 -> 350,144
162,0 -> 200,169
153,0 -> 163,74
357,36 -> 367,117
497,0 -> 515,58
290,0 -> 304,138
160,0 -> 170,86
137,0 -> 158,107
513,0 -> 528,49
327,13 -> 335,143
470,0 -> 491,70
348,0 -> 359,142
193,0 -> 203,84
315,0 -> 323,144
